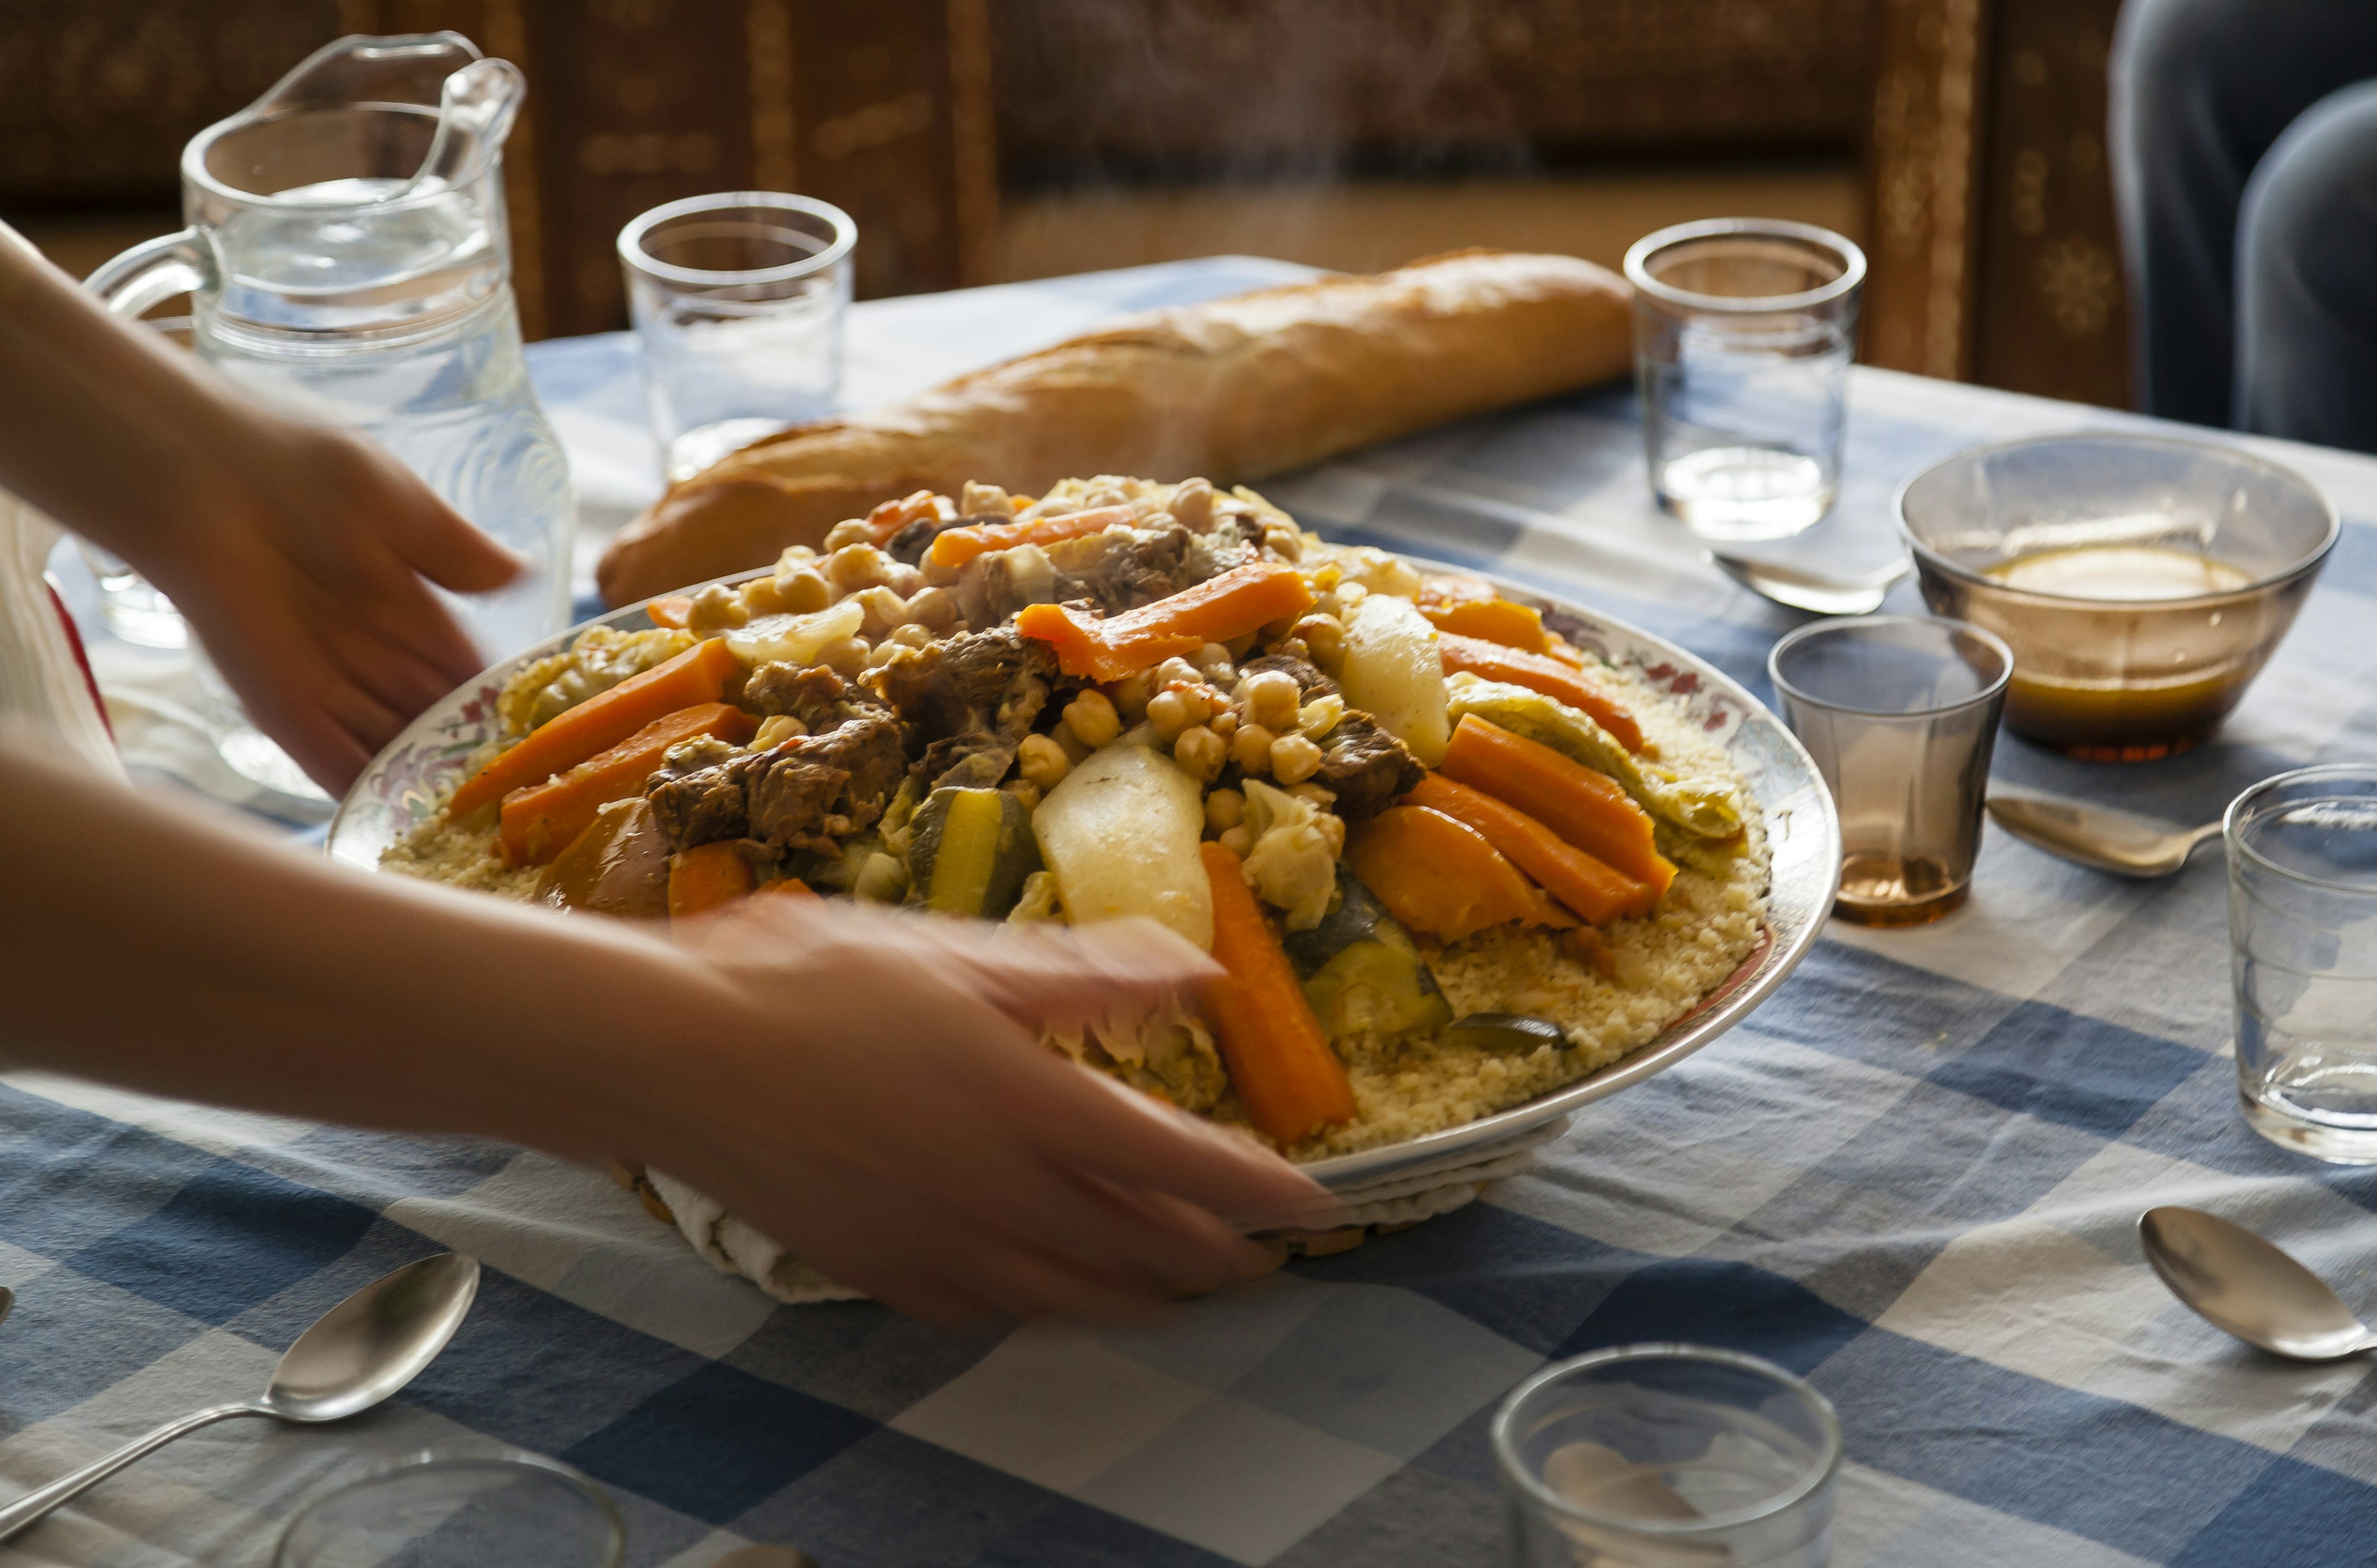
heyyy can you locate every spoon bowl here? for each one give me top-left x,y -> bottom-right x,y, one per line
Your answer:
1986,791 -> 2222,878
2139,1206 -> 2377,1359
0,1254 -> 479,1543
1709,553 -> 1910,616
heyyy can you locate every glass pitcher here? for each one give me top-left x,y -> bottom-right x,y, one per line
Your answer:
84,32 -> 573,667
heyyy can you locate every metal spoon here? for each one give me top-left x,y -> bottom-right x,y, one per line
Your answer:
2139,1206 -> 2377,1359
1987,791 -> 2222,878
0,1254 -> 478,1542
1708,552 -> 1912,615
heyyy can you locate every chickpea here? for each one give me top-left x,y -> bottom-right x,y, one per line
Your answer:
1018,732 -> 1072,791
816,635 -> 869,677
739,575 -> 787,617
776,544 -> 818,568
773,566 -> 832,614
864,639 -> 906,669
885,561 -> 923,597
1152,656 -> 1203,690
1242,670 -> 1302,732
1336,581 -> 1370,612
1208,709 -> 1238,741
1194,641 -> 1236,683
685,583 -> 749,634
1054,722 -> 1093,765
1146,688 -> 1193,745
1174,724 -> 1227,783
826,542 -> 894,595
1294,613 -> 1346,674
1218,824 -> 1253,859
961,480 -> 1013,515
851,584 -> 909,640
1205,787 -> 1246,833
1063,688 -> 1121,748
1261,524 -> 1304,561
906,585 -> 957,631
1110,672 -> 1153,724
1003,776 -> 1043,812
822,518 -> 873,552
1271,732 -> 1325,786
890,622 -> 935,648
1169,476 -> 1214,531
1231,722 -> 1276,774
1316,813 -> 1346,859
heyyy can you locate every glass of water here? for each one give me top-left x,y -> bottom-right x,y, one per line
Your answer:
276,1450 -> 624,1568
1769,615 -> 2012,926
1494,1344 -> 1842,1567
2227,765 -> 2377,1163
619,192 -> 855,483
1625,219 -> 1865,542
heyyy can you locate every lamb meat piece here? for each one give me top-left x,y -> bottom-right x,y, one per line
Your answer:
1065,526 -> 1205,615
743,663 -> 890,732
878,625 -> 1064,745
916,730 -> 1014,790
1238,652 -> 1336,699
1315,712 -> 1424,822
647,711 -> 908,854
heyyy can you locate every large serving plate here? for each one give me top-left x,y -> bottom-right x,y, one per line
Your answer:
330,559 -> 1841,1189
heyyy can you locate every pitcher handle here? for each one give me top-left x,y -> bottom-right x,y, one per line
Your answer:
82,230 -> 210,321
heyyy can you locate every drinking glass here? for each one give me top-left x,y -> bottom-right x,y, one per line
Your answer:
1768,615 -> 2012,925
276,1451 -> 624,1568
619,192 -> 855,482
1625,219 -> 1865,542
2226,766 -> 2377,1163
1494,1344 -> 1842,1567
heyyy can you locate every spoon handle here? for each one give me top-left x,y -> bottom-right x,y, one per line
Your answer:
0,1401 -> 262,1541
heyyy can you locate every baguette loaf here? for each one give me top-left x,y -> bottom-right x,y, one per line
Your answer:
597,248 -> 1632,605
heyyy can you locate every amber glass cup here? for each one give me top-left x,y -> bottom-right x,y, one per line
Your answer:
1899,433 -> 2336,761
1770,615 -> 2012,926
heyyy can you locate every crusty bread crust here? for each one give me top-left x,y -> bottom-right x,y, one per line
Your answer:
595,249 -> 1633,605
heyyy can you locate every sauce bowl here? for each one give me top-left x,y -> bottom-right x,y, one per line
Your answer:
1897,432 -> 2336,760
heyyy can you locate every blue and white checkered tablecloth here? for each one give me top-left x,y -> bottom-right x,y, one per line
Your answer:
13,256 -> 2377,1567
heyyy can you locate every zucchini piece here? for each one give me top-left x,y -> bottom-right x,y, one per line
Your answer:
1444,1013 -> 1567,1053
907,786 -> 1041,919
1282,869 -> 1453,1039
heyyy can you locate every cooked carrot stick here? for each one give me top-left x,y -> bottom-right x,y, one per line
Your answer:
1404,774 -> 1655,924
669,841 -> 756,920
449,638 -> 740,820
862,490 -> 943,544
1017,561 -> 1317,682
1200,841 -> 1356,1144
646,595 -> 694,630
1435,632 -> 1643,752
1343,804 -> 1572,942
1420,598 -> 1549,654
925,505 -> 1133,571
1440,715 -> 1674,894
499,701 -> 756,865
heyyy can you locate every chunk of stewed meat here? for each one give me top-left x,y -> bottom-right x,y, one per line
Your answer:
647,711 -> 907,854
1314,712 -> 1424,822
1237,652 -> 1337,700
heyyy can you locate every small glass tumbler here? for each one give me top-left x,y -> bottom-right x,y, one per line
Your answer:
1494,1344 -> 1842,1567
1624,219 -> 1865,542
1769,615 -> 2012,925
619,192 -> 855,482
275,1450 -> 625,1568
2226,766 -> 2377,1163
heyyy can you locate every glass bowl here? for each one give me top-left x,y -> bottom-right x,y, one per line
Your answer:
1897,432 -> 2337,761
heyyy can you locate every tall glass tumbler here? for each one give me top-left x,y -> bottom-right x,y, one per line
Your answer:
2226,766 -> 2377,1163
1494,1345 -> 1842,1567
1625,220 -> 1866,542
619,192 -> 855,482
1769,615 -> 2012,925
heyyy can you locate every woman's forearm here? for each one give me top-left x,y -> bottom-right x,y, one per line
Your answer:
0,745 -> 721,1162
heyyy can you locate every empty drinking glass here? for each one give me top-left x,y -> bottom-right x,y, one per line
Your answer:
1625,219 -> 1865,542
1768,615 -> 2012,925
2227,765 -> 2377,1163
619,192 -> 855,482
276,1450 -> 624,1568
1494,1344 -> 1842,1567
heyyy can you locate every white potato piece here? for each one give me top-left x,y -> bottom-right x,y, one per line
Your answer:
1032,742 -> 1213,950
1338,593 -> 1450,766
724,599 -> 864,669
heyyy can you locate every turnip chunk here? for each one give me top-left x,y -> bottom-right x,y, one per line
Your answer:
724,599 -> 864,669
1032,742 -> 1213,950
1340,594 -> 1450,766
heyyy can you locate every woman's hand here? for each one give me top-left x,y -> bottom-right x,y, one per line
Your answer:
631,901 -> 1333,1324
142,417 -> 520,792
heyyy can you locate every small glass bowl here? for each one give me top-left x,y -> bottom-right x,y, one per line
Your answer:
1897,432 -> 2336,761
